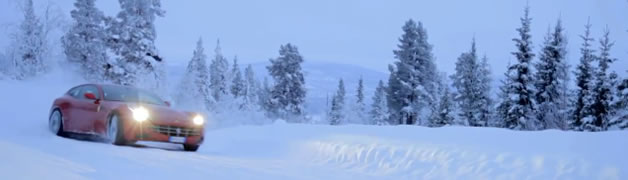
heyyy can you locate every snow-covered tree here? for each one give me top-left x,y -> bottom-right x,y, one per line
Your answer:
572,20 -> 597,131
259,76 -> 273,114
478,55 -> 494,125
105,0 -> 165,88
433,75 -> 455,127
243,64 -> 260,108
586,27 -> 617,131
62,0 -> 108,82
610,77 -> 628,129
266,44 -> 307,122
175,38 -> 213,111
10,0 -> 47,79
350,77 -> 366,124
496,62 -> 514,128
329,79 -> 346,125
209,40 -> 230,102
387,19 -> 437,125
370,80 -> 390,125
451,39 -> 491,127
230,58 -> 245,98
503,6 -> 537,130
534,19 -> 570,130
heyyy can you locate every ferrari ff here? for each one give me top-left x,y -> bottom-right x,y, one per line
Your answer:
49,84 -> 205,151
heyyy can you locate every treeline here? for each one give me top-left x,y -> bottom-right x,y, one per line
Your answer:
349,6 -> 627,131
1,1 -> 626,131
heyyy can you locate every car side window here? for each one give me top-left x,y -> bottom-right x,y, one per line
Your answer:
68,86 -> 83,98
78,85 -> 100,100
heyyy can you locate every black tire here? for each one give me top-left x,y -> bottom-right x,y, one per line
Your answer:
108,113 -> 128,145
183,144 -> 199,152
49,109 -> 66,137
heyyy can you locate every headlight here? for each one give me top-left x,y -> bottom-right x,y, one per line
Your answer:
193,115 -> 204,125
130,106 -> 149,122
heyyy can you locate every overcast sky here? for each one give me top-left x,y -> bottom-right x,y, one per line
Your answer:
1,0 -> 627,77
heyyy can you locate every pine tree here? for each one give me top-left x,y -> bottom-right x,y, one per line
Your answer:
62,0 -> 108,82
230,57 -> 245,98
175,38 -> 213,111
534,19 -> 570,130
572,20 -> 597,131
587,27 -> 617,131
329,79 -> 346,125
504,5 -> 537,130
209,40 -> 230,102
387,19 -> 437,125
11,0 -> 46,79
370,80 -> 390,125
105,0 -> 165,87
266,44 -> 307,122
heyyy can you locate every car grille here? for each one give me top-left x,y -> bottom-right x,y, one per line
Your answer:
151,125 -> 201,137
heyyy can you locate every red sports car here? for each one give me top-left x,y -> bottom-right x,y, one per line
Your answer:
49,84 -> 205,151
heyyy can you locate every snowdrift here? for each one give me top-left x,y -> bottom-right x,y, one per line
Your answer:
0,70 -> 626,179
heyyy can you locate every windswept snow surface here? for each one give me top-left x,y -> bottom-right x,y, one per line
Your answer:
0,70 -> 626,179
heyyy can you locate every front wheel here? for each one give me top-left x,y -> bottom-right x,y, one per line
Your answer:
183,144 -> 199,152
49,109 -> 66,136
108,114 -> 127,145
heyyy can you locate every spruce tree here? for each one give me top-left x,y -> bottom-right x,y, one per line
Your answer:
572,20 -> 597,130
505,5 -> 537,130
329,79 -> 346,125
105,0 -> 165,87
610,77 -> 628,129
534,19 -> 570,129
266,44 -> 307,122
370,80 -> 390,125
478,54 -> 493,126
451,39 -> 483,126
587,27 -> 617,131
244,64 -> 259,107
496,62 -> 514,128
387,19 -> 437,125
434,75 -> 455,127
230,58 -> 245,98
62,0 -> 108,82
12,0 -> 46,79
209,40 -> 230,102
353,77 -> 366,123
175,38 -> 213,110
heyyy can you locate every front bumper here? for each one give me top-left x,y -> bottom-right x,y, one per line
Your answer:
121,120 -> 205,145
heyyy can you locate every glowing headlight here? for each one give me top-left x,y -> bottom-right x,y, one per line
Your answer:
130,106 -> 149,122
193,115 -> 204,125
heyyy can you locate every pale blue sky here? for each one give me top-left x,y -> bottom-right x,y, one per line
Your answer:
1,0 -> 627,77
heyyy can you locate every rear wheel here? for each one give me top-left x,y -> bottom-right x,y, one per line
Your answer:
108,114 -> 127,145
183,144 -> 199,152
49,109 -> 66,136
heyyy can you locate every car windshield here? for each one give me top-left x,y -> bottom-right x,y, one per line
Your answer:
102,85 -> 165,105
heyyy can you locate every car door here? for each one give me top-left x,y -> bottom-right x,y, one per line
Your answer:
72,85 -> 102,133
63,86 -> 84,132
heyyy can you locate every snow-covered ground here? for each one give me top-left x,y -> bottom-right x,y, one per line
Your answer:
0,69 -> 626,180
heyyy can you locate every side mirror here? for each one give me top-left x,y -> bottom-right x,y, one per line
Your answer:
84,92 -> 97,100
164,101 -> 171,107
